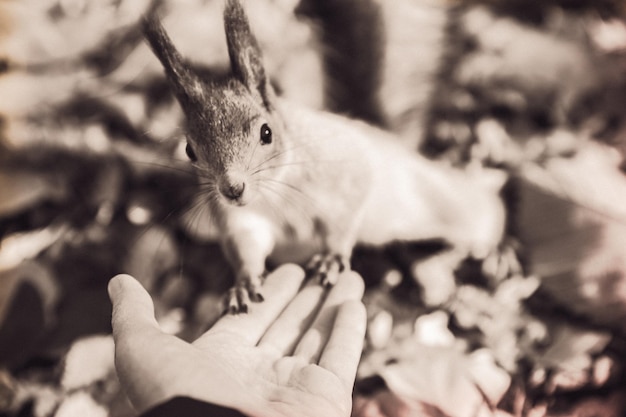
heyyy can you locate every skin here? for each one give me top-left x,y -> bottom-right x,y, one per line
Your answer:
109,264 -> 366,417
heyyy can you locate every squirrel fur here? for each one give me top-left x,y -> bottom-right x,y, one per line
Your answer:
143,0 -> 505,313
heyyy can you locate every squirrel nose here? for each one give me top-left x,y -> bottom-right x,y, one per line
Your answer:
220,180 -> 246,200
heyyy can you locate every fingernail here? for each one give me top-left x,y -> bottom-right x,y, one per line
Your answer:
107,275 -> 125,301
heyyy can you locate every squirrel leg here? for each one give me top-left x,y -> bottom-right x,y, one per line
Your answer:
220,218 -> 275,314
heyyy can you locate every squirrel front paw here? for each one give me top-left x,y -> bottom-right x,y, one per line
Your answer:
306,253 -> 349,287
224,272 -> 266,314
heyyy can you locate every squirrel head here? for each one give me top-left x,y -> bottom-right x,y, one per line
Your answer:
143,0 -> 287,207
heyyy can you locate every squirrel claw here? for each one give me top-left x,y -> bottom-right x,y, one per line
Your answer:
306,253 -> 348,286
250,291 -> 264,303
224,279 -> 264,314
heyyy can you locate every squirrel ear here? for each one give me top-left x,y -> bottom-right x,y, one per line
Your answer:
143,15 -> 205,110
224,0 -> 274,110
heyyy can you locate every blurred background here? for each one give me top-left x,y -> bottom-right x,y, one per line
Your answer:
1,0 -> 626,416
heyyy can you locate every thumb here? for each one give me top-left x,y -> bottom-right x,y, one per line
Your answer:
108,274 -> 160,341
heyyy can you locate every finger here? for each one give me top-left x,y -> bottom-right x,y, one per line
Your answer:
293,270 -> 364,363
318,300 -> 366,389
199,264 -> 306,346
109,274 -> 160,343
257,280 -> 326,355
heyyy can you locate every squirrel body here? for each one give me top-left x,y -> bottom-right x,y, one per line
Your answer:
272,101 -> 503,250
144,0 -> 505,312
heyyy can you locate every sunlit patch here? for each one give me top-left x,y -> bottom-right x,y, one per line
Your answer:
126,204 -> 152,225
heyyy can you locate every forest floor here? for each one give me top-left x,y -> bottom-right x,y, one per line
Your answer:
1,1 -> 626,416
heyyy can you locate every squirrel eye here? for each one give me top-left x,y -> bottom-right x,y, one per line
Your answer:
260,123 -> 272,145
185,143 -> 197,162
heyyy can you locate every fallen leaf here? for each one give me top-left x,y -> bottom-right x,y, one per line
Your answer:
370,340 -> 510,417
61,335 -> 115,391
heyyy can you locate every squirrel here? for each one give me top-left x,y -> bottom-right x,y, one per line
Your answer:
143,0 -> 506,313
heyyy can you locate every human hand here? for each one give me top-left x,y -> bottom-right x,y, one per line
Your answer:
108,264 -> 366,417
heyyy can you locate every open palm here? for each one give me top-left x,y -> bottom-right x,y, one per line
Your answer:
109,264 -> 366,417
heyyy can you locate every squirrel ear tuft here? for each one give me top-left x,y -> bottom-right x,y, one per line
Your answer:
143,15 -> 204,109
223,0 -> 274,110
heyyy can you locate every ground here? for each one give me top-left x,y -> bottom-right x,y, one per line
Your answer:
1,1 -> 626,416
